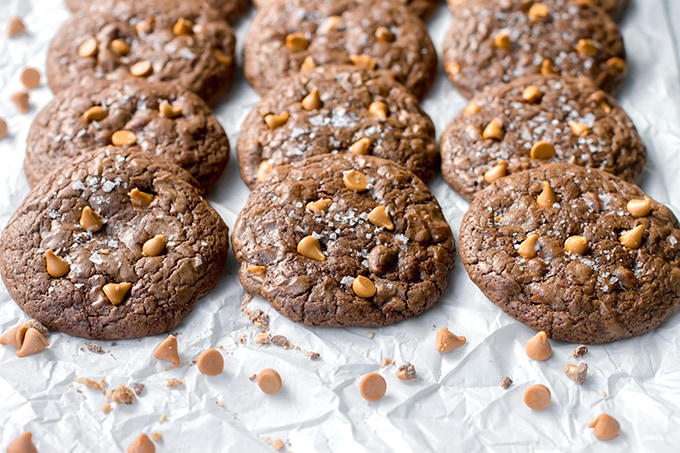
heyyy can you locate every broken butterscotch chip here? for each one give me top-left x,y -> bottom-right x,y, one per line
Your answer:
568,120 -> 590,137
256,160 -> 273,183
103,282 -> 132,306
350,54 -> 377,70
306,198 -> 332,215
435,328 -> 466,353
159,102 -> 182,118
16,328 -> 49,357
213,48 -> 233,66
153,334 -> 180,367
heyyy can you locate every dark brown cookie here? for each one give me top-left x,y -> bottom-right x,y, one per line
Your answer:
231,154 -> 455,327
442,0 -> 627,99
244,0 -> 438,99
47,0 -> 236,105
459,163 -> 680,344
25,80 -> 230,193
448,0 -> 629,20
0,146 -> 230,340
237,66 -> 437,189
440,75 -> 646,201
253,0 -> 440,20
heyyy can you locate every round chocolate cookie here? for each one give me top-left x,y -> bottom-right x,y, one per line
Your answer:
440,75 -> 646,201
459,163 -> 680,344
253,0 -> 441,20
244,0 -> 438,99
232,154 -> 456,327
237,66 -> 437,189
25,80 -> 230,193
0,147 -> 230,340
448,0 -> 629,21
442,0 -> 627,99
47,0 -> 237,105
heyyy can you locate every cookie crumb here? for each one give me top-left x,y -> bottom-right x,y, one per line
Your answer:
564,362 -> 588,384
396,362 -> 416,381
304,351 -> 321,361
216,401 -> 225,407
381,358 -> 394,368
7,16 -> 26,37
23,319 -> 48,336
601,391 -> 608,398
166,378 -> 184,388
108,384 -> 136,404
237,333 -> 248,344
132,382 -> 145,396
102,402 -> 111,414
159,413 -> 168,423
249,373 -> 258,381
271,335 -> 289,347
86,342 -> 106,354
272,438 -> 285,450
366,332 -> 375,339
573,345 -> 589,358
76,377 -> 107,392
500,376 -> 513,389
248,309 -> 270,328
151,431 -> 163,442
255,332 -> 271,345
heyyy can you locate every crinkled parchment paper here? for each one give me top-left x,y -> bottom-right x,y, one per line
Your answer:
1,1 -> 679,451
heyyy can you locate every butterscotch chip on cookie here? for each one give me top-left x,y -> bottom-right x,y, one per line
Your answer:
448,0 -> 629,20
254,0 -> 440,19
237,66 -> 437,188
46,0 -> 236,105
244,0 -> 437,99
0,147 -> 229,340
25,80 -> 229,192
442,0 -> 626,99
440,75 -> 646,201
459,163 -> 680,344
232,154 -> 455,327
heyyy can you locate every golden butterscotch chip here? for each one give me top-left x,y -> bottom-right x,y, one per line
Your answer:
528,3 -> 549,20
16,328 -> 49,357
565,235 -> 589,255
246,265 -> 266,277
130,60 -> 153,77
577,39 -> 598,57
589,413 -> 620,441
213,48 -> 233,66
626,197 -> 651,218
368,101 -> 388,119
541,59 -> 557,76
568,120 -> 590,137
80,206 -> 104,232
518,234 -> 539,259
482,118 -> 504,140
264,112 -> 290,130
285,32 -> 309,52
0,325 -> 28,350
524,384 -> 551,410
102,402 -> 112,414
606,56 -> 627,75
343,170 -> 369,191
142,235 -> 166,257
375,26 -> 394,42
349,137 -> 371,156
368,205 -> 394,230
76,377 -> 107,391
494,30 -> 512,49
136,17 -> 155,34
464,102 -> 481,115
306,198 -> 332,215
536,181 -> 557,208
197,348 -> 224,376
256,160 -> 274,183
619,224 -> 644,249
78,38 -> 98,58
111,38 -> 131,56
483,160 -> 507,184
301,88 -> 322,111
352,275 -> 376,298
359,373 -> 386,402
112,130 -> 137,146
297,235 -> 325,261
173,17 -> 194,36
7,16 -> 26,37
151,432 -> 162,443
350,54 -> 377,70
103,282 -> 132,306
525,331 -> 552,361
129,188 -> 154,207
271,438 -> 285,451
159,102 -> 182,119
530,141 -> 556,160
128,433 -> 155,453
82,105 -> 108,123
20,67 -> 41,90
257,368 -> 282,394
11,91 -> 29,114
435,327 -> 466,353
0,118 -> 7,139
46,249 -> 70,278
300,55 -> 316,72
446,61 -> 461,76
6,432 -> 37,453
599,101 -> 612,114
522,85 -> 543,103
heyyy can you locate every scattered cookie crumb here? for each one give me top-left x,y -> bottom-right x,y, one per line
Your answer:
248,309 -> 270,329
366,332 -> 375,339
564,363 -> 588,384
159,413 -> 168,423
255,332 -> 271,345
270,335 -> 289,347
107,384 -> 136,404
304,351 -> 320,361
7,16 -> 26,37
166,378 -> 184,388
76,377 -> 107,393
85,343 -> 106,354
151,431 -> 163,442
573,345 -> 589,358
249,373 -> 258,381
216,401 -> 225,407
102,402 -> 111,414
272,438 -> 285,451
500,376 -> 513,389
23,319 -> 48,336
396,362 -> 417,381
381,358 -> 394,368
601,391 -> 608,398
132,382 -> 145,396
237,333 -> 248,344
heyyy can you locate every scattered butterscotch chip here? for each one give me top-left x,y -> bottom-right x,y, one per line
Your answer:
82,105 -> 108,123
349,137 -> 371,156
153,334 -> 180,367
525,331 -> 552,361
381,358 -> 394,368
619,224 -> 644,249
246,265 -> 266,277
86,342 -> 105,354
530,141 -> 556,160
518,234 -> 539,259
130,60 -> 153,78
103,282 -> 132,306
45,249 -> 70,278
522,85 -> 543,103
494,30 -> 512,49
368,205 -> 394,230
343,170 -> 369,191
151,432 -> 162,443
565,235 -> 589,255
213,48 -> 233,66
285,32 -> 309,52
80,206 -> 104,232
0,117 -> 7,139
626,197 -> 651,218
257,368 -> 282,394
589,413 -> 620,441
523,384 -> 551,410
6,432 -> 37,453
536,181 -> 557,208
257,160 -> 274,182
359,372 -> 386,402
271,438 -> 285,451
111,130 -> 137,146
133,383 -> 147,396
7,16 -> 26,37
109,385 -> 136,404
396,362 -> 416,381
301,88 -> 322,111
129,188 -> 154,207
297,235 -> 325,261
197,348 -> 224,376
158,102 -> 183,119
264,112 -> 290,130
78,38 -> 98,58
102,402 -> 112,414
482,118 -> 504,140
528,3 -> 549,20
20,67 -> 41,90
368,101 -> 388,119
435,328 -> 466,353
111,38 -> 131,56
573,345 -> 589,358
352,275 -> 377,298
76,377 -> 107,391
173,17 -> 193,36
464,102 -> 481,115
142,235 -> 166,257
350,54 -> 377,70
483,160 -> 507,184
577,38 -> 598,57
300,55 -> 316,72
500,376 -> 513,389
564,362 -> 588,384
128,433 -> 155,453
16,329 -> 47,359
0,325 -> 28,350
568,120 -> 590,137
375,26 -> 394,42
166,378 -> 184,388
11,91 -> 29,114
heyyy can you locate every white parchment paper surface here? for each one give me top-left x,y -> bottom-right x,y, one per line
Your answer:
0,1 -> 679,451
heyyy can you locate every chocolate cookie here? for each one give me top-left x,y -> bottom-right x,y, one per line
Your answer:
237,65 -> 437,189
459,163 -> 680,344
440,75 -> 646,201
231,154 -> 456,327
448,0 -> 629,20
253,0 -> 440,20
25,80 -> 229,193
47,0 -> 237,105
0,147 -> 230,340
442,0 -> 626,99
244,0 -> 438,99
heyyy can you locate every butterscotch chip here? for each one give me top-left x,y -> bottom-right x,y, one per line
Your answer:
368,205 -> 394,230
306,198 -> 332,215
301,88 -> 322,111
103,282 -> 132,306
0,118 -> 7,139
213,48 -> 233,66
359,372 -> 386,402
494,31 -> 512,49
483,160 -> 507,184
128,433 -> 155,453
349,138 -> 371,156
368,101 -> 388,119
264,112 -> 290,130
197,348 -> 224,376
102,402 -> 112,413
396,362 -> 416,381
343,170 -> 368,191
158,102 -> 183,119
285,32 -> 309,52
135,17 -> 155,34
300,55 -> 316,72
530,141 -> 556,160
435,328 -> 466,353
142,235 -> 166,257
82,105 -> 108,123
522,85 -> 543,103
11,91 -> 29,114
111,130 -> 137,147
271,438 -> 285,450
528,3 -> 549,20
464,102 -> 481,115
130,61 -> 153,78
564,362 -> 588,384
518,234 -> 539,259
352,275 -> 376,298
375,26 -> 394,42
589,413 -> 620,441
540,59 -> 557,76
257,368 -> 282,394
6,432 -> 37,453
153,334 -> 180,367
151,432 -> 162,443
15,328 -> 49,358
78,38 -> 98,58
20,67 -> 41,90
536,181 -> 557,208
350,54 -> 377,70
297,235 -> 326,261
482,118 -> 504,140
45,249 -> 70,278
525,331 -> 552,361
619,224 -> 644,249
577,39 -> 598,57
111,38 -> 130,56
7,16 -> 26,37
524,384 -> 551,410
80,206 -> 104,233
0,325 -> 28,350
256,160 -> 274,183
565,235 -> 589,255
129,188 -> 154,207
606,56 -> 627,74
627,197 -> 652,218
173,17 -> 193,36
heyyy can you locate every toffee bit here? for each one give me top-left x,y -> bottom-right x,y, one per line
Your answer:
573,345 -> 589,358
500,376 -> 513,389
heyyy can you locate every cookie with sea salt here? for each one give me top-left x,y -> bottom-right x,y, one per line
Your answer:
47,0 -> 236,105
237,65 -> 437,189
448,0 -> 629,21
0,146 -> 229,340
442,0 -> 626,99
253,0 -> 441,20
231,154 -> 455,327
440,75 -> 646,201
244,0 -> 438,99
459,162 -> 680,344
